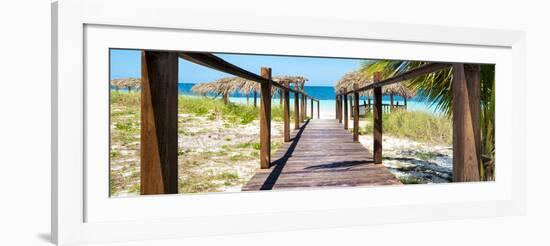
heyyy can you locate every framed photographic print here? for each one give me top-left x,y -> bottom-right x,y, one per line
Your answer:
52,0 -> 525,244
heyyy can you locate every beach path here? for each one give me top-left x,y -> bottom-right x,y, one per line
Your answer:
242,119 -> 401,191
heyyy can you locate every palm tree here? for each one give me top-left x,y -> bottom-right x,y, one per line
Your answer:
360,60 -> 495,181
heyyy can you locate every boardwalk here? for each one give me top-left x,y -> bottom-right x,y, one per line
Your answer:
243,119 -> 401,191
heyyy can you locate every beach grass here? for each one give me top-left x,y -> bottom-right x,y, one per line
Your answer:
357,110 -> 452,145
110,92 -> 289,196
177,95 -> 291,123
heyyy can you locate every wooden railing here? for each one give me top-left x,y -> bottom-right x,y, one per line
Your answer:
140,50 -> 320,194
358,103 -> 406,115
336,62 -> 484,183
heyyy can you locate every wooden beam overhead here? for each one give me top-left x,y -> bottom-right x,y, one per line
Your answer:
178,52 -> 313,97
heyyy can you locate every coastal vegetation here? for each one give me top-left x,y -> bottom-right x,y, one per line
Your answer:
356,110 -> 452,145
110,92 -> 289,196
360,61 -> 495,181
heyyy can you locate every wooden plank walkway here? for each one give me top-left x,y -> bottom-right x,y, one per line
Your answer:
242,119 -> 401,191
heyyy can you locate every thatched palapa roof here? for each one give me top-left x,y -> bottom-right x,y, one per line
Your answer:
110,78 -> 141,89
192,75 -> 309,97
334,70 -> 415,99
272,75 -> 308,86
334,70 -> 372,96
382,82 -> 416,99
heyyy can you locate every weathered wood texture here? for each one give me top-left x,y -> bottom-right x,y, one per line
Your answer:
343,92 -> 348,130
310,98 -> 313,118
223,92 -> 229,104
294,85 -> 300,129
343,62 -> 451,95
335,96 -> 339,119
353,90 -> 360,142
317,100 -> 320,119
304,95 -> 308,120
373,73 -> 383,164
300,85 -> 305,122
260,67 -> 272,169
283,82 -> 290,142
242,119 -> 401,190
452,64 -> 481,182
253,91 -> 257,108
337,95 -> 342,122
140,51 -> 178,195
350,94 -> 354,119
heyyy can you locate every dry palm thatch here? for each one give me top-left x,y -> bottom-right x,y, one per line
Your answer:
383,82 -> 416,99
239,80 -> 260,95
273,75 -> 308,87
238,76 -> 308,105
191,82 -> 217,96
335,70 -> 416,99
192,77 -> 255,104
110,78 -> 141,92
272,76 -> 309,104
334,71 -> 373,97
192,75 -> 309,106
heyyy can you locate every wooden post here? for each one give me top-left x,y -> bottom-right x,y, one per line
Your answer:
259,67 -> 272,169
279,88 -> 283,105
335,96 -> 338,119
140,51 -> 178,195
404,97 -> 408,110
246,94 -> 249,106
300,85 -> 305,122
253,90 -> 257,108
338,95 -> 343,123
336,95 -> 340,121
452,64 -> 481,182
294,84 -> 300,129
373,72 -> 383,164
283,81 -> 290,142
223,92 -> 229,104
310,97 -> 313,119
349,93 -> 355,119
343,90 -> 348,130
317,100 -> 320,119
304,95 -> 308,120
303,95 -> 307,121
390,93 -> 394,112
353,86 -> 360,142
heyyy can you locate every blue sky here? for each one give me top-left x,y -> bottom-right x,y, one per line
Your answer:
110,49 -> 365,87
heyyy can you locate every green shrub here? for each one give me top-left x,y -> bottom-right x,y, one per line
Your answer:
360,110 -> 452,144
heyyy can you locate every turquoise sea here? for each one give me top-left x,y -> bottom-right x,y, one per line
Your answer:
115,83 -> 442,117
